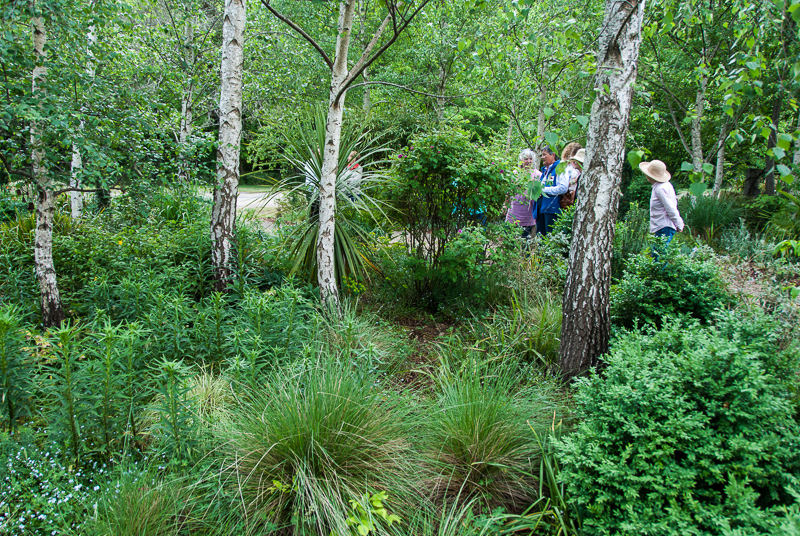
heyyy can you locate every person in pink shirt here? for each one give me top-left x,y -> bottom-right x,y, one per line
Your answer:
639,159 -> 684,248
506,149 -> 541,240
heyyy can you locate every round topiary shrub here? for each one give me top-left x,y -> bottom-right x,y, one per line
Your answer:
557,317 -> 800,535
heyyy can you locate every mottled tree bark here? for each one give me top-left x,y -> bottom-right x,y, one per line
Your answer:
559,0 -> 645,379
317,0 -> 357,311
764,96 -> 781,196
211,0 -> 246,292
31,12 -> 65,327
690,72 -> 707,175
711,119 -> 728,197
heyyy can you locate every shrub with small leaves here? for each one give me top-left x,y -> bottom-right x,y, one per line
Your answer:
610,246 -> 729,329
558,317 -> 800,535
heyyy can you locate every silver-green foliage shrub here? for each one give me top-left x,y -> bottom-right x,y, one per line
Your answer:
557,317 -> 800,535
610,246 -> 729,329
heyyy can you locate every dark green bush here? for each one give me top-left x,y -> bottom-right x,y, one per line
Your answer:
385,128 -> 514,312
610,246 -> 729,329
558,317 -> 800,535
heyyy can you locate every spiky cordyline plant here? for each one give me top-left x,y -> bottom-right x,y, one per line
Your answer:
218,357 -> 416,535
273,105 -> 392,289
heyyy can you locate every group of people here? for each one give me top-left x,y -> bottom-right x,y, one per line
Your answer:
505,143 -> 684,248
505,142 -> 585,238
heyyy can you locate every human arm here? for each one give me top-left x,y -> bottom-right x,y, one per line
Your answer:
542,166 -> 571,196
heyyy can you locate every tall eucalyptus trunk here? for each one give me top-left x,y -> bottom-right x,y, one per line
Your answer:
559,0 -> 645,379
211,0 -> 246,291
318,0 -> 357,311
31,11 -> 65,327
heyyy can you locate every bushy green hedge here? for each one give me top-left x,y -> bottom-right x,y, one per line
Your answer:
558,315 -> 800,535
610,246 -> 729,329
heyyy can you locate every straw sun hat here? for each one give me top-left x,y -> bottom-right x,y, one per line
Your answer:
571,148 -> 585,163
638,160 -> 671,183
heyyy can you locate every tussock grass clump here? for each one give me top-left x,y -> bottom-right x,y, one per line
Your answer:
422,353 -> 557,513
219,358 -> 415,535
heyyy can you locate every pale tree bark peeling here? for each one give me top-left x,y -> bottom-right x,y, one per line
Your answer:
69,18 -> 96,220
711,120 -> 728,197
559,0 -> 646,379
690,72 -> 707,175
211,0 -> 246,292
317,0 -> 357,311
31,13 -> 65,327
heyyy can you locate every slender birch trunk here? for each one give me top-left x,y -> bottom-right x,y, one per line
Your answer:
211,0 -> 246,292
178,18 -> 195,182
559,0 -> 645,379
69,16 -> 96,219
318,0 -> 356,310
533,85 -> 546,169
794,110 -> 800,167
690,72 -> 707,175
764,96 -> 781,196
31,12 -> 65,327
358,0 -> 371,114
711,120 -> 728,197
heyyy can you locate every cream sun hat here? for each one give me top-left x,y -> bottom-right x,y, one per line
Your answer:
571,148 -> 585,163
638,160 -> 671,183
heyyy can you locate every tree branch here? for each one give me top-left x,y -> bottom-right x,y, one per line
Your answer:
261,0 -> 333,69
0,153 -> 31,179
334,0 -> 432,103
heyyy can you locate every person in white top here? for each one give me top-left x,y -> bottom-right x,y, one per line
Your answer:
639,159 -> 684,248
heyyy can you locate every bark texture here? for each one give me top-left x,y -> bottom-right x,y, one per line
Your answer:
690,73 -> 707,175
559,0 -> 645,379
211,0 -> 246,292
764,96 -> 781,196
317,1 -> 357,310
711,120 -> 728,197
31,13 -> 65,327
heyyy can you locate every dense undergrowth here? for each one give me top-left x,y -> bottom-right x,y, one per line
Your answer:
1,177 -> 799,535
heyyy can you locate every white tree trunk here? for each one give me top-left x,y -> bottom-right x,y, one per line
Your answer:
31,13 -> 64,327
358,0 -> 371,114
318,0 -> 356,310
69,143 -> 83,218
69,18 -> 95,220
559,0 -> 645,379
211,0 -> 246,292
178,18 -> 195,181
533,85 -> 546,169
793,109 -> 800,168
691,72 -> 707,175
711,120 -> 728,197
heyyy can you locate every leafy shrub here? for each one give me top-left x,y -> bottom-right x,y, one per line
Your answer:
719,219 -> 773,261
373,223 -> 522,315
386,129 -> 513,311
610,246 -> 729,329
0,305 -> 31,434
557,317 -> 800,535
611,202 -> 650,279
218,358 -> 415,535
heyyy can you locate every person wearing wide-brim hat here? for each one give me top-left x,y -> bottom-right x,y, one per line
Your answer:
639,159 -> 684,248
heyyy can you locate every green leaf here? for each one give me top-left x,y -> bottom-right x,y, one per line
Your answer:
577,115 -> 589,127
627,150 -> 644,169
761,127 -> 772,139
702,162 -> 714,174
745,61 -> 759,70
776,164 -> 792,177
773,146 -> 786,160
544,131 -> 559,148
457,39 -> 467,52
689,182 -> 707,197
543,107 -> 555,119
680,161 -> 693,172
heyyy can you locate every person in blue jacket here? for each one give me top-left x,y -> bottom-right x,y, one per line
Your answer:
535,146 -> 568,236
